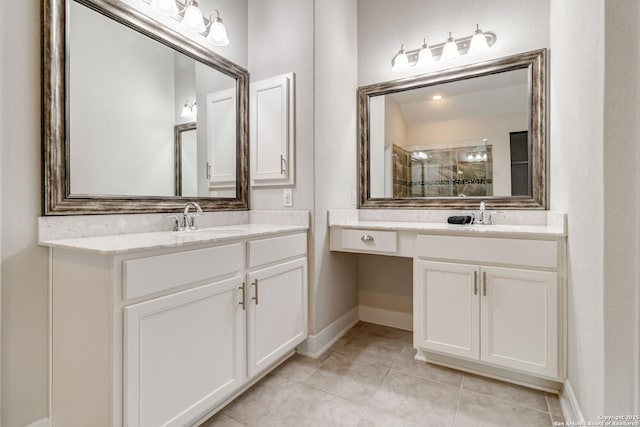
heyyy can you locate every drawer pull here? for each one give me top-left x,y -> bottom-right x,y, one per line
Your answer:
239,282 -> 246,310
361,235 -> 375,242
251,279 -> 259,305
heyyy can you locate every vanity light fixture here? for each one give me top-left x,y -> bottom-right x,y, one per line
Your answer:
150,0 -> 179,16
469,24 -> 490,55
145,0 -> 230,46
206,10 -> 230,46
391,25 -> 497,72
181,100 -> 197,118
441,32 -> 460,61
181,0 -> 206,33
391,45 -> 410,72
416,39 -> 435,68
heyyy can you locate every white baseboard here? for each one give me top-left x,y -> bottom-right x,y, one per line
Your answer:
560,379 -> 585,422
25,418 -> 50,427
358,305 -> 412,331
297,307 -> 359,358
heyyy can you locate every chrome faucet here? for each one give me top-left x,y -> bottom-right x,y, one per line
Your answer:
164,201 -> 203,231
476,201 -> 493,225
183,202 -> 203,230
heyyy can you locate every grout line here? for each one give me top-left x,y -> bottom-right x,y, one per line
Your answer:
451,375 -> 465,426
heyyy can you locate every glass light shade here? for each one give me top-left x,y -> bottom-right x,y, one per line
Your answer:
441,33 -> 460,61
469,27 -> 490,55
416,43 -> 435,68
207,19 -> 230,46
150,0 -> 179,16
181,104 -> 192,118
392,47 -> 410,72
181,3 -> 206,33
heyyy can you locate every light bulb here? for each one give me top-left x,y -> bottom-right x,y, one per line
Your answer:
469,25 -> 490,55
150,0 -> 179,16
416,40 -> 434,68
475,153 -> 482,160
181,1 -> 206,33
441,32 -> 460,61
392,45 -> 410,72
207,11 -> 230,46
181,104 -> 192,118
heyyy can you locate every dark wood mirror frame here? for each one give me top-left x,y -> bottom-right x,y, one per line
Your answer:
358,49 -> 547,210
42,0 -> 249,215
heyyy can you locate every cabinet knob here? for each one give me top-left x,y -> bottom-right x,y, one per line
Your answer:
361,235 -> 374,242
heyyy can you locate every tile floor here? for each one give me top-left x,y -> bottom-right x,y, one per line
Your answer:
201,322 -> 565,427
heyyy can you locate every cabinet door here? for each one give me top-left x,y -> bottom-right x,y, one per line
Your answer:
247,258 -> 307,377
250,73 -> 295,186
206,88 -> 237,190
125,277 -> 246,427
413,260 -> 480,360
480,266 -> 558,378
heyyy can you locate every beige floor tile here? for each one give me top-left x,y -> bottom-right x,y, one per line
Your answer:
368,371 -> 459,426
335,333 -> 406,367
358,323 -> 413,343
258,384 -> 366,427
221,374 -> 299,426
392,345 -> 463,387
462,374 -> 548,412
357,408 -> 422,427
271,353 -> 329,382
454,390 -> 552,427
552,414 -> 565,424
200,413 -> 247,427
305,352 -> 389,404
545,393 -> 563,417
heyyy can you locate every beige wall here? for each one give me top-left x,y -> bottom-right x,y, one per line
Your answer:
1,1 -> 50,426
550,0 -> 639,418
313,0 -> 359,333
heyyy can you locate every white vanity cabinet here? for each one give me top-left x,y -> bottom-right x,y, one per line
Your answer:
124,277 -> 247,427
48,229 -> 308,427
246,233 -> 308,377
413,235 -> 562,380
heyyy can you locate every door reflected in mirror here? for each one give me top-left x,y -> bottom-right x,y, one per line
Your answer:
68,0 -> 237,198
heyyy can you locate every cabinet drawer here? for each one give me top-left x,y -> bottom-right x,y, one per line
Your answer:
248,233 -> 307,268
340,229 -> 397,254
416,235 -> 557,269
124,243 -> 243,300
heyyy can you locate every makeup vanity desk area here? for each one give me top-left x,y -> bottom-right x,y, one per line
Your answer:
328,209 -> 567,392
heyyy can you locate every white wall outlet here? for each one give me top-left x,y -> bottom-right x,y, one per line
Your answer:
351,189 -> 357,207
283,189 -> 293,207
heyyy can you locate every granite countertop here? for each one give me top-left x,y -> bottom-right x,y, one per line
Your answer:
39,223 -> 309,255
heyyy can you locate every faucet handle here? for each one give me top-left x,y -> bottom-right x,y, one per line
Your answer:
189,212 -> 203,230
164,214 -> 183,231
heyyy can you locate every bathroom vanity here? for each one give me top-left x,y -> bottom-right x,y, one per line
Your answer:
40,222 -> 308,427
329,209 -> 566,391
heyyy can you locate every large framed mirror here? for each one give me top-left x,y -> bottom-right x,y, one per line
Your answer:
358,49 -> 546,209
43,0 -> 249,215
